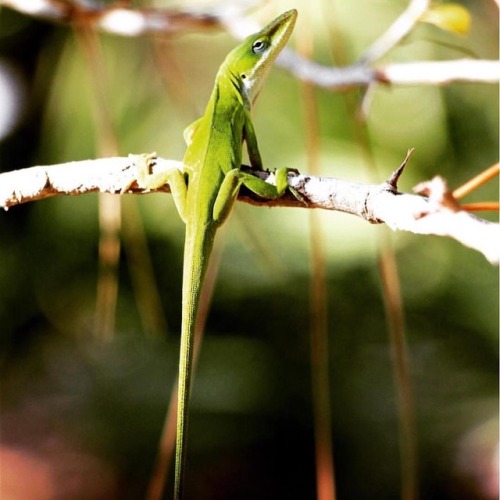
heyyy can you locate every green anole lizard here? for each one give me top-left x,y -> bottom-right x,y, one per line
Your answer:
135,9 -> 297,498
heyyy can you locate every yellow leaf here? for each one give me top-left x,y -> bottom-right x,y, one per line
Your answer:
421,4 -> 471,35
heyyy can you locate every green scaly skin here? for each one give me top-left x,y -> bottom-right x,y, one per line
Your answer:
135,10 -> 297,498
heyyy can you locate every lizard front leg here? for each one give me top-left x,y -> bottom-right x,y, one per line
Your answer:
131,153 -> 189,223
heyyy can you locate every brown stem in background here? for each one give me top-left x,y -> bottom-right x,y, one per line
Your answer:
324,3 -> 418,499
297,8 -> 337,500
73,24 -> 122,341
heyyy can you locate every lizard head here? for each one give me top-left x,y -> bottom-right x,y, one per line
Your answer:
222,9 -> 297,106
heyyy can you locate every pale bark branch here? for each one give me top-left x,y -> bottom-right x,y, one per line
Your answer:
0,0 -> 225,35
378,60 -> 500,85
1,156 -> 498,264
277,54 -> 500,87
2,0 -> 499,87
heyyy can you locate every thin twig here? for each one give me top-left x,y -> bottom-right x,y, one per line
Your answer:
461,202 -> 500,212
358,0 -> 430,64
452,163 -> 499,199
3,0 -> 499,88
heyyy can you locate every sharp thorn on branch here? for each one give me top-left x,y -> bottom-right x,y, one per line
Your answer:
386,148 -> 414,192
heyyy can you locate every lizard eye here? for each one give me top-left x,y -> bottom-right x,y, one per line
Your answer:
252,39 -> 268,54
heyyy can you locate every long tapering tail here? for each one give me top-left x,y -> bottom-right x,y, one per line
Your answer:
174,222 -> 216,499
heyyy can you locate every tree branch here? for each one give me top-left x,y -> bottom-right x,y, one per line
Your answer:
1,155 -> 498,264
3,0 -> 499,87
378,60 -> 500,85
1,0 -> 225,35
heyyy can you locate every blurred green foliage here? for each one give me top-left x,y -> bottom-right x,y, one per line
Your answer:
0,1 -> 498,499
